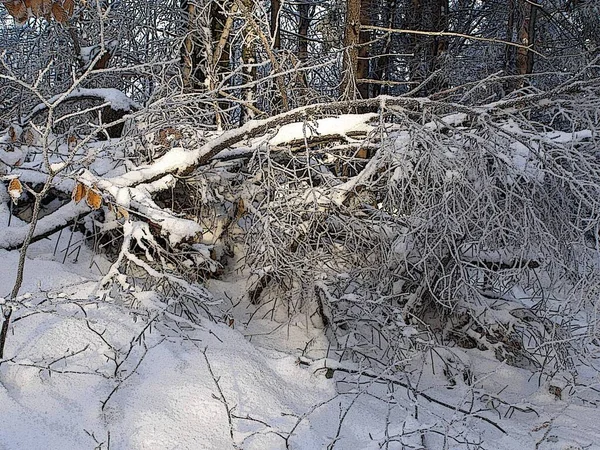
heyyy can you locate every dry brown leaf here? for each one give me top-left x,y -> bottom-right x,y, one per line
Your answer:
5,1 -> 28,24
51,2 -> 67,22
85,187 -> 102,210
115,206 -> 129,220
548,385 -> 562,400
8,178 -> 23,203
27,0 -> 42,16
3,1 -> 19,14
63,0 -> 74,16
23,128 -> 35,145
156,127 -> 183,148
67,134 -> 77,150
235,198 -> 245,220
8,125 -> 18,143
41,0 -> 52,16
72,182 -> 88,204
5,0 -> 74,23
23,0 -> 52,17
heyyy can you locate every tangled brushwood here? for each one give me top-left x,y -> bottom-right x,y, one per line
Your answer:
3,76 -> 600,381
236,84 -> 600,379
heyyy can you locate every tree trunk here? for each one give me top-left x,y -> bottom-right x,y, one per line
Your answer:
515,0 -> 538,89
340,0 -> 370,99
240,0 -> 257,124
357,0 -> 371,99
210,0 -> 234,129
181,0 -> 206,90
181,0 -> 234,124
297,1 -> 312,89
271,0 -> 281,49
503,0 -> 516,92
429,0 -> 448,76
407,0 -> 448,94
372,0 -> 395,97
298,2 -> 311,63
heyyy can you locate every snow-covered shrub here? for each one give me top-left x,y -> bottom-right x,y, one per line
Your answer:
240,89 -> 600,378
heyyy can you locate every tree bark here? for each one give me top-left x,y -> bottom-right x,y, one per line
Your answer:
407,0 -> 448,94
503,0 -> 516,91
240,0 -> 257,124
211,0 -> 233,128
515,0 -> 538,89
271,0 -> 281,49
181,0 -> 206,90
298,1 -> 311,63
372,0 -> 395,97
340,0 -> 370,99
297,1 -> 312,89
357,0 -> 371,99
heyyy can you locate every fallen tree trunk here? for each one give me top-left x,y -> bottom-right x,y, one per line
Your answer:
0,201 -> 89,251
0,87 -> 590,251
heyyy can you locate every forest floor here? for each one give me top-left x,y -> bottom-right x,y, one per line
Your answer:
1,206 -> 600,450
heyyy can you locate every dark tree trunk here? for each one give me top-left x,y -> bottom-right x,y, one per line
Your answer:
240,0 -> 257,124
181,0 -> 206,90
340,0 -> 371,99
372,0 -> 395,97
271,0 -> 281,49
514,0 -> 538,89
210,0 -> 234,128
504,0 -> 516,87
298,2 -> 311,63
407,0 -> 448,94
357,0 -> 371,99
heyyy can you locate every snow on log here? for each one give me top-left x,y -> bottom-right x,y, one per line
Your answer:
26,88 -> 139,122
23,88 -> 139,139
0,201 -> 89,251
0,93 -> 592,251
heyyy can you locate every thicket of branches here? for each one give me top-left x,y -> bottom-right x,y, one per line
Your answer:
1,0 -> 599,433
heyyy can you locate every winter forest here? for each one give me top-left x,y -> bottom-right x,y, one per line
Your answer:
0,0 -> 599,448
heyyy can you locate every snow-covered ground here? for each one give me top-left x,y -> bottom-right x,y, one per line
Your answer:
1,224 -> 600,450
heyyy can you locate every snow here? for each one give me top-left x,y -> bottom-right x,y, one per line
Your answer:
27,88 -> 139,123
50,162 -> 67,172
0,200 -> 90,250
77,169 -> 201,246
266,113 -> 377,146
2,112 -> 600,450
16,112 -> 378,247
0,145 -> 27,167
0,242 -> 337,449
1,232 -> 600,450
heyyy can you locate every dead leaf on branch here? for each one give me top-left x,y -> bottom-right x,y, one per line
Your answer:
8,178 -> 23,204
51,1 -> 67,22
107,202 -> 130,220
8,125 -> 20,143
63,0 -> 73,15
72,182 -> 88,204
26,0 -> 52,18
67,135 -> 77,151
2,1 -> 28,24
22,128 -> 35,145
115,205 -> 129,220
85,186 -> 102,210
2,0 -> 75,24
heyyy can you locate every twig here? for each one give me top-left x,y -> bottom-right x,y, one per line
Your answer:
298,357 -> 507,434
202,347 -> 238,447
